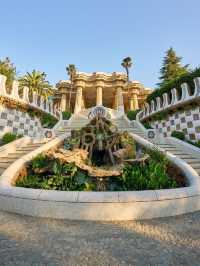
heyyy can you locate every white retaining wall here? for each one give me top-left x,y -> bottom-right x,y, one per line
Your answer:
0,133 -> 199,221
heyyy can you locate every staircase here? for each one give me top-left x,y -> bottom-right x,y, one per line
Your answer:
55,115 -> 90,135
0,142 -> 44,175
112,117 -> 200,176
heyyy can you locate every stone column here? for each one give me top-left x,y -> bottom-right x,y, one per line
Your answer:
60,93 -> 67,111
129,94 -> 139,110
117,87 -> 124,113
96,86 -> 103,106
74,86 -> 83,114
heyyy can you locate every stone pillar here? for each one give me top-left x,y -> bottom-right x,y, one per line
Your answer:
96,86 -> 103,106
60,93 -> 67,111
114,93 -> 118,110
74,86 -> 83,114
117,87 -> 124,113
129,94 -> 139,110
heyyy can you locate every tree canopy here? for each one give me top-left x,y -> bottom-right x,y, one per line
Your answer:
158,47 -> 189,87
19,70 -> 53,99
0,57 -> 16,89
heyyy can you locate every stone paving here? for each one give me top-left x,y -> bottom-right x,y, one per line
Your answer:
0,211 -> 199,266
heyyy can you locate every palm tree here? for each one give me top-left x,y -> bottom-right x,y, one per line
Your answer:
66,64 -> 76,112
19,70 -> 53,99
121,57 -> 132,82
0,57 -> 16,91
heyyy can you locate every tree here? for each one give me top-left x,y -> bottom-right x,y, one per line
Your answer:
66,64 -> 76,112
158,47 -> 189,86
0,57 -> 16,90
121,57 -> 132,82
19,70 -> 53,99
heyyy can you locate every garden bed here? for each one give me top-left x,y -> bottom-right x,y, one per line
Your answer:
15,146 -> 186,191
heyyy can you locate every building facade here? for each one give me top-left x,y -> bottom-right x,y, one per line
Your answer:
55,71 -> 151,114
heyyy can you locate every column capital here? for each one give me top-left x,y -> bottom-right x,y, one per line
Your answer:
74,80 -> 85,88
95,80 -> 104,88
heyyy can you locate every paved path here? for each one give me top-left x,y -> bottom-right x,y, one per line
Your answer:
0,211 -> 199,266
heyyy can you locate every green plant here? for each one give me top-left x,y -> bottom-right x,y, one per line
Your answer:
40,113 -> 58,128
62,111 -> 71,120
147,67 -> 200,103
0,57 -> 16,89
31,154 -> 51,171
127,109 -> 140,120
142,122 -> 153,129
158,47 -> 189,87
19,69 -> 53,98
119,152 -> 176,191
171,131 -> 185,141
2,132 -> 22,145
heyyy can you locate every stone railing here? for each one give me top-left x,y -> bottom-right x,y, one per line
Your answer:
137,77 -> 200,121
0,74 -> 58,119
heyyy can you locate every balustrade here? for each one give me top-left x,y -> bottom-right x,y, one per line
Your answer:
138,77 -> 200,121
0,74 -> 57,118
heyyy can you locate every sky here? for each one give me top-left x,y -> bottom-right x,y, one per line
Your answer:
0,0 -> 200,89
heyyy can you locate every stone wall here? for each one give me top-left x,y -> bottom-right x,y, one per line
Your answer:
0,105 -> 43,138
150,106 -> 200,141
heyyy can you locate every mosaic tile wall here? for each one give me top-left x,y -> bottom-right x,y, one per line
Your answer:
150,106 -> 200,142
0,105 -> 44,138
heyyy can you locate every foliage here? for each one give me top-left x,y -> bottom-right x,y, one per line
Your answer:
118,148 -> 176,190
171,131 -> 185,141
147,67 -> 200,103
16,154 -> 96,191
0,57 -> 16,89
31,154 -> 51,170
2,132 -> 22,145
19,70 -> 53,98
40,113 -> 58,128
66,64 -> 76,112
62,111 -> 71,120
121,57 -> 132,81
126,109 -> 140,120
142,122 -> 153,129
158,47 -> 189,87
16,146 -> 179,191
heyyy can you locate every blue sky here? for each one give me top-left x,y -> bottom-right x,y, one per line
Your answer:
0,0 -> 199,88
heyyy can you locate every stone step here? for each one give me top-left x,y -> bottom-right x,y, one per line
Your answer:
184,159 -> 200,164
7,154 -> 26,159
0,157 -> 16,163
189,164 -> 200,169
0,162 -> 11,168
0,168 -> 5,174
178,155 -> 197,159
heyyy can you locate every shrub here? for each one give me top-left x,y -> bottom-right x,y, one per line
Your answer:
171,131 -> 185,141
147,67 -> 200,103
142,122 -> 153,129
126,109 -> 140,120
40,113 -> 58,128
119,149 -> 176,190
2,132 -> 22,145
62,111 -> 71,120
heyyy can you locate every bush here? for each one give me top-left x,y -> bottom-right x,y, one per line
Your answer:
62,111 -> 71,120
126,109 -> 140,120
171,131 -> 185,141
40,113 -> 58,128
142,122 -> 153,129
147,67 -> 200,103
2,132 -> 22,145
119,149 -> 176,190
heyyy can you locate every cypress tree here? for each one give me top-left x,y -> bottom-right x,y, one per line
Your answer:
158,47 -> 189,86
